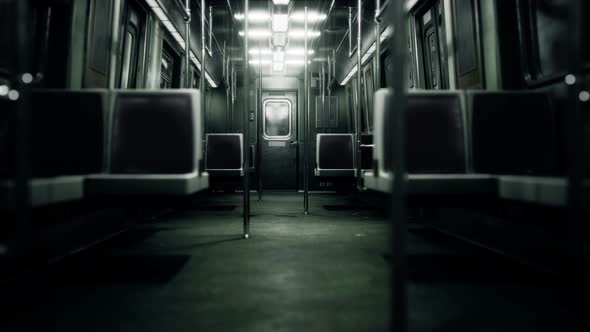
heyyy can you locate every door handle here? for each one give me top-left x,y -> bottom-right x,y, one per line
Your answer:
290,141 -> 299,146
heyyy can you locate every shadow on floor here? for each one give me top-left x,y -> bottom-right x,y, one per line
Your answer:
48,253 -> 191,285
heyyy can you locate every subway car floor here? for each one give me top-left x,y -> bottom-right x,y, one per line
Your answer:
0,193 -> 586,331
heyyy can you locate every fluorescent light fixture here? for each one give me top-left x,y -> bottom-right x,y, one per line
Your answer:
380,26 -> 392,42
273,51 -> 285,62
272,32 -> 288,47
285,48 -> 314,55
285,60 -> 310,65
272,14 -> 289,33
239,29 -> 272,39
340,65 -> 357,85
234,11 -> 271,22
288,30 -> 321,39
340,26 -> 391,86
249,59 -> 272,65
145,0 -> 219,88
189,51 -> 217,87
290,11 -> 327,22
272,0 -> 291,5
249,48 -> 273,55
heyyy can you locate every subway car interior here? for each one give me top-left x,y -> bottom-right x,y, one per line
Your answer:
0,0 -> 589,331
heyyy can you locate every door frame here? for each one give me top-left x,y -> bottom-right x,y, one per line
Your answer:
258,77 -> 303,190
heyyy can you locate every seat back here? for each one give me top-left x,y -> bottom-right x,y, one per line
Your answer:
468,91 -> 559,175
0,97 -> 14,178
361,134 -> 373,170
205,133 -> 243,171
373,89 -> 467,175
108,90 -> 202,174
31,90 -> 108,177
316,134 -> 354,170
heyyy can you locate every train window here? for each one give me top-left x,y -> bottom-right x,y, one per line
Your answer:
518,0 -> 590,84
451,0 -> 482,88
31,3 -> 70,88
120,31 -> 135,88
363,65 -> 374,133
160,49 -> 173,89
415,0 -> 448,89
263,99 -> 291,139
160,41 -> 181,89
118,1 -> 143,89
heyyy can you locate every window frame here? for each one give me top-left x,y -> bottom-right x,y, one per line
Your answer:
262,98 -> 293,140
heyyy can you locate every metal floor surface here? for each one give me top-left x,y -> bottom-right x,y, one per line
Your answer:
0,193 -> 586,331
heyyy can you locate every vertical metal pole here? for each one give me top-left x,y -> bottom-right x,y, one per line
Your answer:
321,62 -> 325,133
389,1 -> 408,331
243,0 -> 250,238
200,0 -> 207,149
356,0 -> 362,188
10,0 -> 32,256
303,6 -> 310,214
185,0 -> 192,88
566,0 -> 584,260
226,58 -> 230,131
230,63 -> 235,131
374,0 -> 381,89
257,44 -> 263,202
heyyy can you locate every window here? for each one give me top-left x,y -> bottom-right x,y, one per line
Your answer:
414,0 -> 449,89
120,31 -> 135,88
263,99 -> 291,139
160,48 -> 173,89
118,1 -> 144,88
517,0 -> 589,84
160,41 -> 180,89
363,65 -> 374,133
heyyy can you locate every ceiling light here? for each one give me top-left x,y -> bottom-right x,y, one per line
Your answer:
239,29 -> 272,39
285,48 -> 314,55
249,59 -> 272,65
145,0 -> 218,88
272,32 -> 288,47
290,12 -> 327,22
341,65 -> 358,85
273,51 -> 285,62
249,48 -> 273,55
234,11 -> 271,22
272,14 -> 289,33
272,0 -> 291,5
288,30 -> 320,39
285,60 -> 310,65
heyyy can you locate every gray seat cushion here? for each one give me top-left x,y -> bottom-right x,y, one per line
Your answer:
86,172 -> 209,196
0,176 -> 84,209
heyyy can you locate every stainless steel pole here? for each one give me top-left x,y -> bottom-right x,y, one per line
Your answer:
257,44 -> 263,202
356,0 -> 362,188
303,6 -> 309,214
389,1 -> 408,331
566,0 -> 584,260
185,0 -> 192,88
374,0 -> 381,89
243,0 -> 250,238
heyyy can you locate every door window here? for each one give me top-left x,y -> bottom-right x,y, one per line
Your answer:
263,99 -> 291,139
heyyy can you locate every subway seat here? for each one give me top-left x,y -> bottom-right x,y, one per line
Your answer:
364,89 -> 589,206
1,90 -> 108,208
314,133 -> 356,177
364,89 -> 495,195
86,90 -> 208,196
205,133 -> 244,177
468,91 -> 589,206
